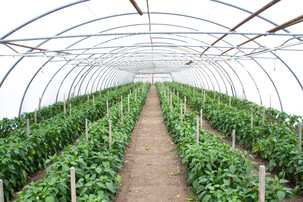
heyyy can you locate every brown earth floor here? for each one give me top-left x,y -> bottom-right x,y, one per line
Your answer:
114,85 -> 193,202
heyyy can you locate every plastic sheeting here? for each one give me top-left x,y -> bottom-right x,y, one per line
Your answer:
0,0 -> 302,119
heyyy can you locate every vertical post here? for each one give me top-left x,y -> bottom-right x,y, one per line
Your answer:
34,109 -> 37,124
85,119 -> 88,141
39,97 -> 42,110
167,91 -> 169,105
99,89 -> 101,96
262,106 -> 265,123
106,100 -> 109,117
0,179 -> 4,202
177,91 -> 179,102
63,94 -> 66,114
109,120 -> 112,148
184,96 -> 186,114
214,91 -> 216,100
170,94 -> 173,112
251,107 -> 254,129
194,87 -> 196,97
27,118 -> 30,136
135,90 -> 137,101
121,96 -> 123,125
200,109 -> 203,129
196,116 -> 199,146
232,130 -> 236,150
93,95 -> 95,105
70,167 -> 76,202
259,165 -> 266,202
229,96 -> 231,107
299,122 -> 302,155
181,104 -> 183,124
128,94 -> 130,113
203,91 -> 206,106
69,103 -> 72,117
218,97 -> 220,111
87,93 -> 89,101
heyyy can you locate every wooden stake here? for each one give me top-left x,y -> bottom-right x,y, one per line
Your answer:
229,96 -> 231,107
34,109 -> 37,124
184,96 -> 186,114
87,93 -> 89,101
170,95 -> 173,112
121,96 -> 123,125
135,90 -> 137,101
259,165 -> 266,202
218,97 -> 220,111
214,91 -> 216,100
200,109 -> 203,129
251,107 -> 254,129
63,94 -> 66,114
299,122 -> 302,155
128,94 -> 130,113
85,119 -> 88,141
181,104 -> 183,124
232,130 -> 236,150
26,118 -> 30,136
177,91 -> 179,102
70,167 -> 76,202
203,91 -> 206,106
69,103 -> 72,117
39,97 -> 42,110
196,117 -> 199,146
109,120 -> 112,148
99,89 -> 101,96
106,100 -> 109,117
0,179 -> 4,202
93,95 -> 95,105
167,91 -> 169,105
194,87 -> 196,97
262,106 -> 265,123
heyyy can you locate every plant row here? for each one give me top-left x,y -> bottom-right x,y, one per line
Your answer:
0,84 -> 132,138
177,83 -> 302,129
166,82 -> 303,194
157,82 -> 292,201
0,82 -> 141,201
15,83 -> 151,201
0,83 -> 140,145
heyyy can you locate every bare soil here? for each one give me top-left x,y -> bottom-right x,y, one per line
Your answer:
114,85 -> 193,202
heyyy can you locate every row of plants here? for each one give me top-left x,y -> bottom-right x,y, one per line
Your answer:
177,83 -> 302,129
156,82 -> 292,201
0,84 -> 132,138
15,83 -> 150,201
166,82 -> 303,194
0,83 -> 139,145
0,82 -> 141,201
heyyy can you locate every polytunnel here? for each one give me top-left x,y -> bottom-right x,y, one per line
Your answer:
0,0 -> 302,119
0,0 -> 303,201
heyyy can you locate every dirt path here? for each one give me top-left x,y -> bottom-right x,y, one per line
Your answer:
114,85 -> 193,202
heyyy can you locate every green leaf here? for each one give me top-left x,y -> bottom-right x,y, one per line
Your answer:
96,167 -> 102,174
105,182 -> 116,193
203,194 -> 211,202
45,195 -> 55,202
277,191 -> 285,199
229,165 -> 236,174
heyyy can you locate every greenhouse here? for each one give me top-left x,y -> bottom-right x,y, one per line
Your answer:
0,0 -> 302,201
